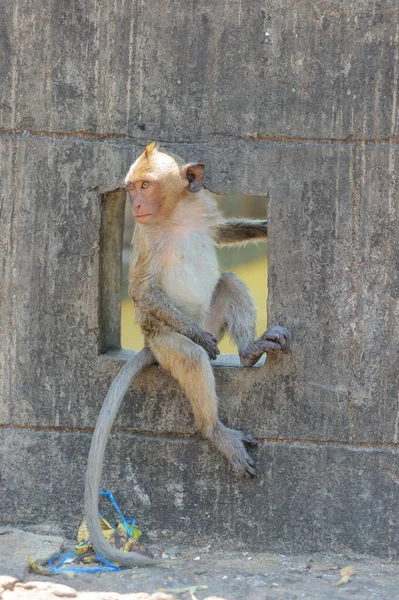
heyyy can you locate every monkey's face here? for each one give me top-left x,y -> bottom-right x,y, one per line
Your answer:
126,178 -> 170,224
126,151 -> 182,224
125,144 -> 205,225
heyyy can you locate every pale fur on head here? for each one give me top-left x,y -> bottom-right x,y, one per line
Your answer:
125,143 -> 186,202
127,142 -> 223,235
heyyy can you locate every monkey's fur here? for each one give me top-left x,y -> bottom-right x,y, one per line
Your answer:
84,143 -> 290,567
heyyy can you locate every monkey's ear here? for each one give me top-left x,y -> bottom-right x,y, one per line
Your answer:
182,163 -> 205,193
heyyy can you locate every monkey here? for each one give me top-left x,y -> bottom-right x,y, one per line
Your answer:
84,143 -> 290,567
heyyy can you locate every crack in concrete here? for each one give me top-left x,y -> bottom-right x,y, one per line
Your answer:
0,128 -> 398,147
1,423 -> 399,450
0,129 -> 208,146
211,131 -> 399,145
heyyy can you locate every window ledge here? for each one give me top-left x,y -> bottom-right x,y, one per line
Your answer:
104,349 -> 266,369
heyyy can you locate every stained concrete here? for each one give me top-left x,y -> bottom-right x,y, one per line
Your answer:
0,0 -> 398,560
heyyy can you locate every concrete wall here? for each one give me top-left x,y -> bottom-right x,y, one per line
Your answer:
1,0 -> 398,557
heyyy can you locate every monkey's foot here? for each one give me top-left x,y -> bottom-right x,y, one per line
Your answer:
206,422 -> 258,478
240,325 -> 291,368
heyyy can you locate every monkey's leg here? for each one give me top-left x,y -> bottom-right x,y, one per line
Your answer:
148,331 -> 256,476
242,325 -> 291,367
206,271 -> 288,367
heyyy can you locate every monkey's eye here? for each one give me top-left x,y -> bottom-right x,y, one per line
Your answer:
141,181 -> 150,189
126,182 -> 135,191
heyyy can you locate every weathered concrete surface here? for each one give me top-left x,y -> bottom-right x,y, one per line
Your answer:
0,0 -> 398,561
0,529 -> 64,580
2,429 -> 399,558
0,1 -> 397,141
1,138 -> 398,442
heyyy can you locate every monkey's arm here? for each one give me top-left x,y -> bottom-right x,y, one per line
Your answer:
214,219 -> 268,246
130,281 -> 220,360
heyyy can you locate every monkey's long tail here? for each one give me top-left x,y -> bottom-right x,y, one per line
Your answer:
84,348 -> 157,567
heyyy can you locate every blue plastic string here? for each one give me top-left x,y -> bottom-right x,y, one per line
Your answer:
99,490 -> 137,536
46,491 -> 136,574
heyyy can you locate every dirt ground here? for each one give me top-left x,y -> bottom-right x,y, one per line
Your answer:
1,528 -> 399,600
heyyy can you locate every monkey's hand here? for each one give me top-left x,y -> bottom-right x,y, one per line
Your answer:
193,328 -> 220,360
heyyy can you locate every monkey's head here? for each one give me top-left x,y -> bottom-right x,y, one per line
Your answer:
125,143 -> 205,224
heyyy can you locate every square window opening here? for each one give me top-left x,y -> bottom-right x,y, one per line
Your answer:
117,192 -> 269,356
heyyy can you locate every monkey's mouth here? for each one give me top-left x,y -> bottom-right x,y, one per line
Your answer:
134,214 -> 153,223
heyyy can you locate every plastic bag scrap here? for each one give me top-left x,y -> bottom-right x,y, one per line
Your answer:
29,491 -> 153,575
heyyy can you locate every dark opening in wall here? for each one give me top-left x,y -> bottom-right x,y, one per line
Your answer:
120,192 -> 268,354
98,189 -> 126,354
